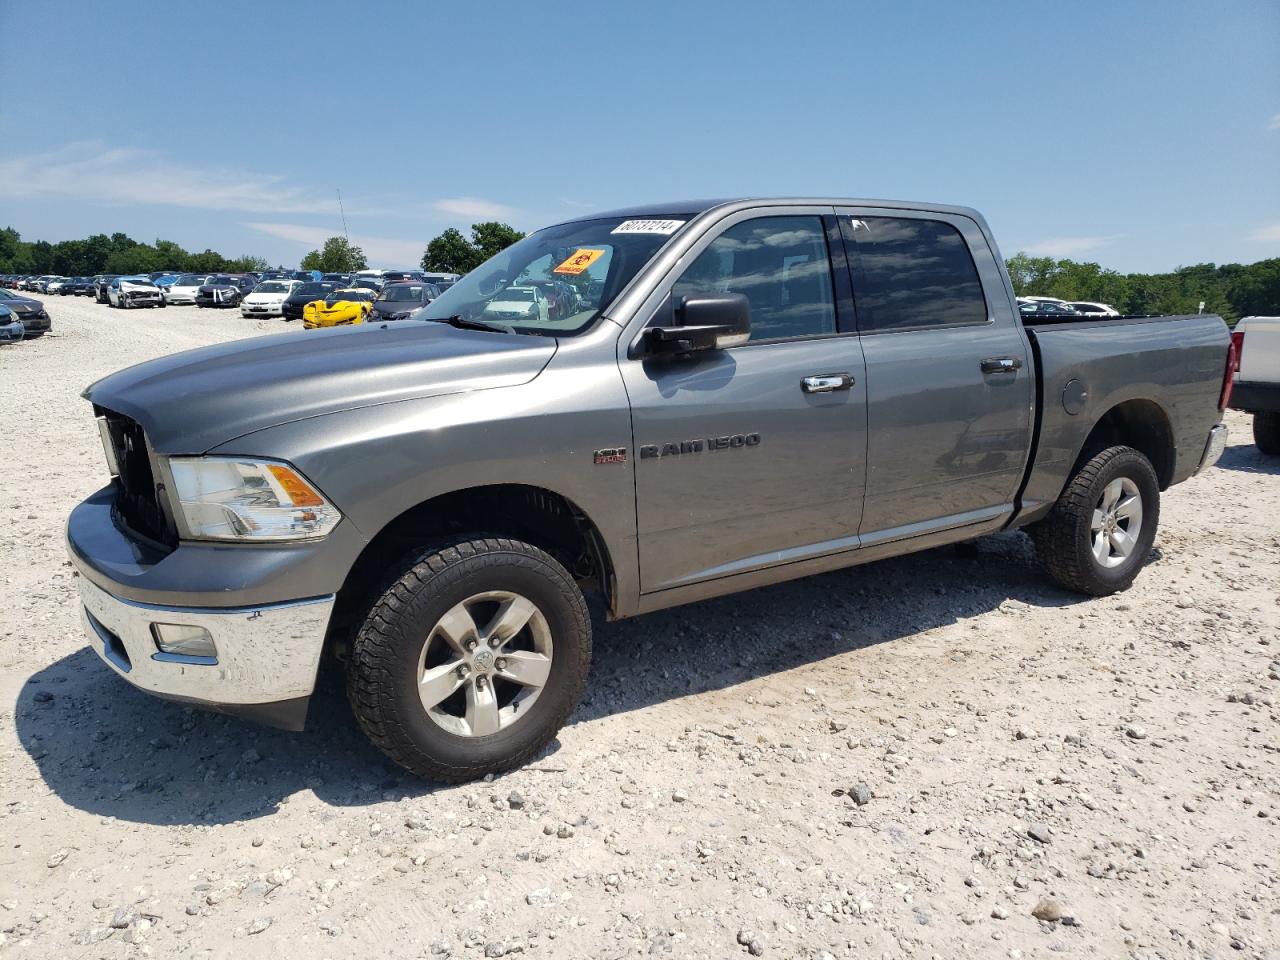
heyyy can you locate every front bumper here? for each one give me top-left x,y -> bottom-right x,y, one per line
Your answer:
66,485 -> 365,729
1197,423 -> 1229,474
1230,380 -> 1280,414
79,576 -> 333,730
241,302 -> 284,317
16,312 -> 50,332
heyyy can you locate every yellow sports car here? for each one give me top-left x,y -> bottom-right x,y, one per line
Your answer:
303,288 -> 377,329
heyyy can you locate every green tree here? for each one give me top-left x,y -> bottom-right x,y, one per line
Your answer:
420,222 -> 525,274
227,254 -> 271,273
300,236 -> 367,273
187,249 -> 230,272
421,227 -> 477,273
470,221 -> 525,261
0,228 -> 34,273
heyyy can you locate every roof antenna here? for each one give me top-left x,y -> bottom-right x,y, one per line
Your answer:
337,188 -> 349,240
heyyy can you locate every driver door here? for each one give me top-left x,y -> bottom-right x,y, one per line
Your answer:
620,210 -> 869,594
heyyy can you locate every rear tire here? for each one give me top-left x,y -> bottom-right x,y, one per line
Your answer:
347,537 -> 591,782
1255,412 -> 1280,455
1032,445 -> 1160,596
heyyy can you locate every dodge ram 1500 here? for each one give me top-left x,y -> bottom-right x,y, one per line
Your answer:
68,198 -> 1234,781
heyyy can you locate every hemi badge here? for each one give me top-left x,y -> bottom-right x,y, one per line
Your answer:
593,447 -> 627,465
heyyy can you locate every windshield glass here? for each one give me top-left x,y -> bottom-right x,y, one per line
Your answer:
254,281 -> 291,293
328,290 -> 375,303
175,275 -> 205,285
377,285 -> 427,302
418,216 -> 687,336
295,282 -> 335,297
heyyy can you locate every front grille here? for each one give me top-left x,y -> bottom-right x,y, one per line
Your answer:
97,409 -> 178,552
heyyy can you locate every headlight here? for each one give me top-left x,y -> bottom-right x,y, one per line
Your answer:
167,457 -> 341,541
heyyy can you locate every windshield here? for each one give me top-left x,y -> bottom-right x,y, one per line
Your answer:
328,290 -> 375,302
254,281 -> 291,293
418,216 -> 687,336
377,285 -> 428,302
175,275 -> 205,285
295,282 -> 335,297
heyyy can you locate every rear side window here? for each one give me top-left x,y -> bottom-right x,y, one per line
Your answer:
671,216 -> 837,342
842,217 -> 987,331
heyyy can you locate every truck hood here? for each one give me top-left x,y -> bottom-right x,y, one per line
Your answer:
84,321 -> 558,453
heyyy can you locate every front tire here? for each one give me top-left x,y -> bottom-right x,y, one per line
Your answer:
347,537 -> 591,782
1032,445 -> 1160,596
1254,412 -> 1280,455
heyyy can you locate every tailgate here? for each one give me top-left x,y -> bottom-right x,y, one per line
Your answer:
1237,316 -> 1280,383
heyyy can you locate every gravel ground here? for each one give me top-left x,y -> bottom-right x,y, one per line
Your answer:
1,295 -> 1277,959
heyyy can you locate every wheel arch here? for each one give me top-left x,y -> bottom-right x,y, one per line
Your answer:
1073,398 -> 1176,490
327,483 -> 616,657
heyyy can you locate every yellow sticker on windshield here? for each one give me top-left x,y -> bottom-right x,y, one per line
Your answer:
553,248 -> 606,275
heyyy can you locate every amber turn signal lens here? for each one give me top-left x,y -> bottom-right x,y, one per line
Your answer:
267,464 -> 325,507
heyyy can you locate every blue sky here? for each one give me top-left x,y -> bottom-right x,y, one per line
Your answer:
1,0 -> 1277,272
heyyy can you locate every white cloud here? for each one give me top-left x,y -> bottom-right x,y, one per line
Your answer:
1270,113 -> 1280,130
1022,234 -> 1124,258
0,141 -> 344,215
243,222 -> 426,267
432,196 -> 518,220
1247,222 -> 1280,243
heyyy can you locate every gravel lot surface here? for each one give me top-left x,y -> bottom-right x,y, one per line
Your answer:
1,295 -> 1277,959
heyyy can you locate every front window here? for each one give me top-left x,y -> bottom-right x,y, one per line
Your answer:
377,285 -> 429,302
254,281 -> 291,293
418,215 -> 690,336
671,215 -> 837,342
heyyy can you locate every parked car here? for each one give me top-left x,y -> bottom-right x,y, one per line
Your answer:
1067,301 -> 1120,317
45,277 -> 71,295
422,272 -> 461,289
482,284 -> 549,323
281,281 -> 340,322
291,270 -> 323,282
371,282 -> 440,321
1018,298 -> 1080,318
194,275 -> 255,308
381,270 -> 426,284
66,197 -> 1232,782
321,273 -> 355,286
240,279 -> 301,318
163,274 -> 211,305
108,276 -> 166,309
302,288 -> 376,328
0,289 -> 52,337
0,305 -> 24,343
93,275 -> 121,303
1228,316 -> 1280,454
64,277 -> 95,296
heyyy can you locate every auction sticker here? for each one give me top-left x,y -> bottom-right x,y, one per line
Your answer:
553,248 -> 607,275
611,219 -> 686,235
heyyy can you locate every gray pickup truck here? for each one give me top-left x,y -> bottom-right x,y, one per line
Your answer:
68,199 -> 1233,781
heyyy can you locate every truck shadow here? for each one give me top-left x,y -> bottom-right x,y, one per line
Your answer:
16,530 -> 1086,826
1212,443 -> 1280,475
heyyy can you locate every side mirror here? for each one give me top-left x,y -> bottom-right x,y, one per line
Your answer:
644,293 -> 751,355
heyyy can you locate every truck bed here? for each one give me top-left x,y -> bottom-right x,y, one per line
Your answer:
1014,313 -> 1230,524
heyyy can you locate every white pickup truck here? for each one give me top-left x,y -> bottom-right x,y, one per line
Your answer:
1230,316 -> 1280,454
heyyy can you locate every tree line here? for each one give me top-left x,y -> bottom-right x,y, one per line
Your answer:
1005,253 -> 1279,323
4,222 -> 1275,322
0,227 -> 269,276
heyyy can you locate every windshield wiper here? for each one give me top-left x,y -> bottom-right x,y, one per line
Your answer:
426,314 -> 514,334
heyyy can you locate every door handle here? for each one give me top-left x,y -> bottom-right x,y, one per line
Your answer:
801,373 -> 854,393
980,357 -> 1023,374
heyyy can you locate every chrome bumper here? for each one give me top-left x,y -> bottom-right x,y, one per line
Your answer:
79,576 -> 334,722
1197,423 -> 1228,474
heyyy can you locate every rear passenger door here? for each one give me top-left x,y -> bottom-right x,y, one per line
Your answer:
836,210 -> 1032,542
